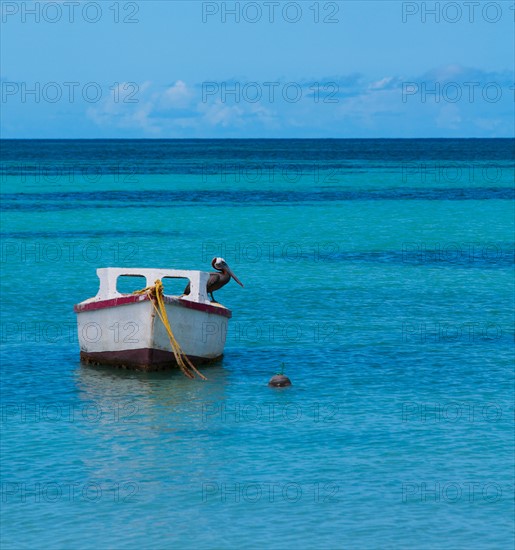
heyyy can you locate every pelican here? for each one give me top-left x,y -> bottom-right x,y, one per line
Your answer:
183,257 -> 244,302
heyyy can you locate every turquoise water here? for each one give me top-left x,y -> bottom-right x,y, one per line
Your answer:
1,139 -> 514,549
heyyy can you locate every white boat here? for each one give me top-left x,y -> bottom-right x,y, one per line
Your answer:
74,267 -> 231,373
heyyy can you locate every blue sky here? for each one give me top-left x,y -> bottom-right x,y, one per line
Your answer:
1,0 -> 513,138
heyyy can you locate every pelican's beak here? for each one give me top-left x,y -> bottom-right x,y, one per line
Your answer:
225,263 -> 244,287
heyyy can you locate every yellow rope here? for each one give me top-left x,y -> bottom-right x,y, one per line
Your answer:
134,280 -> 207,380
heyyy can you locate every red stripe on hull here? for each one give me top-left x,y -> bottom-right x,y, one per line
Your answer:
80,349 -> 223,372
74,294 -> 232,318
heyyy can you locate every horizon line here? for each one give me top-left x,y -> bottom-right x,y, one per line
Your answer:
1,137 -> 514,141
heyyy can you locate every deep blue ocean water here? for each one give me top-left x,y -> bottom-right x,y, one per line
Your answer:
1,139 -> 514,549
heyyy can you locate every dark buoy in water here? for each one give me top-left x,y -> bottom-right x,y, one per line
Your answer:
268,363 -> 292,387
268,374 -> 292,387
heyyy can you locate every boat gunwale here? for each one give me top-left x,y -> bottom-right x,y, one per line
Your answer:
73,294 -> 232,318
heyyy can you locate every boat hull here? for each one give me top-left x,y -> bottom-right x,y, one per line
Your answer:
75,297 -> 229,372
79,349 -> 223,371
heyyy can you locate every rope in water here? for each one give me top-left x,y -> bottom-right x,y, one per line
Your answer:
134,280 -> 207,380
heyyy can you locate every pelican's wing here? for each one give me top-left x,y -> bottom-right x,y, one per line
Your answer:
207,272 -> 221,291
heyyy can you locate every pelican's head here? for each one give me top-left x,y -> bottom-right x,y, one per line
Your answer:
212,257 -> 225,270
211,257 -> 244,287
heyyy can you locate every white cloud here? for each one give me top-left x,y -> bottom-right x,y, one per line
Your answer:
198,100 -> 245,127
160,81 -> 192,109
86,81 -> 160,134
368,77 -> 394,90
436,104 -> 462,130
83,66 -> 513,137
473,118 -> 505,132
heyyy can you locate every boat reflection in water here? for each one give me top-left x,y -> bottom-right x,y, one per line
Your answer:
72,362 -> 232,489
